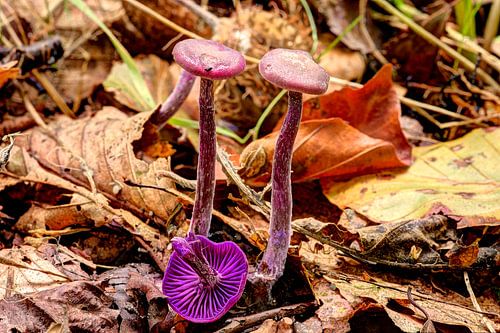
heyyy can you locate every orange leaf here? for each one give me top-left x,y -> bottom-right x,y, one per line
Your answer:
239,64 -> 412,186
0,61 -> 19,88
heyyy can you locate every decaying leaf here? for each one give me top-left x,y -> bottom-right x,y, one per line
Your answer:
18,107 -> 179,222
98,264 -> 167,332
104,55 -> 174,112
2,109 -> 179,268
322,127 -> 500,226
294,215 -> 497,269
0,281 -> 119,332
310,278 -> 356,333
384,4 -> 450,82
310,0 -> 380,53
239,64 -> 411,186
326,276 -> 498,333
0,246 -> 69,300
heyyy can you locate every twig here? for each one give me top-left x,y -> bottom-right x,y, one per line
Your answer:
407,287 -> 436,333
463,271 -> 496,333
360,0 -> 388,64
32,70 -> 76,118
0,254 -> 70,281
483,0 -> 500,51
217,147 -> 271,218
372,0 -> 499,90
445,26 -> 500,72
175,0 -> 219,30
157,170 -> 196,189
216,301 -> 318,333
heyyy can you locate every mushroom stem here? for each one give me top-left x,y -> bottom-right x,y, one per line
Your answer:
172,235 -> 220,289
190,78 -> 216,236
151,69 -> 196,129
257,91 -> 302,281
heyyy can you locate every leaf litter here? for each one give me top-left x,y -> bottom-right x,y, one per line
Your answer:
0,0 -> 499,332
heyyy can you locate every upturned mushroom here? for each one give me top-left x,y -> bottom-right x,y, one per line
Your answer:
163,234 -> 248,323
173,39 -> 245,236
253,49 -> 329,287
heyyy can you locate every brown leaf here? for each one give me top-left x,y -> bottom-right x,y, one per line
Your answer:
327,276 -> 497,333
0,246 -> 69,300
0,281 -> 119,332
384,5 -> 450,82
239,65 -> 411,186
19,108 -> 179,222
311,0 -> 381,53
4,110 -> 179,268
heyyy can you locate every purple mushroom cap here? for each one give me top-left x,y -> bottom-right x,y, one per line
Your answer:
173,39 -> 246,80
259,49 -> 329,95
162,235 -> 248,323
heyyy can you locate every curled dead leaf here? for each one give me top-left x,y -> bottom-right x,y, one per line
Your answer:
239,65 -> 411,186
16,107 -> 179,222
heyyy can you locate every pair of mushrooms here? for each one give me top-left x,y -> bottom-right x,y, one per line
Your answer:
160,39 -> 328,323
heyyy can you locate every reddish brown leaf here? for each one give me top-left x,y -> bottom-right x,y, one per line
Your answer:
0,61 -> 19,88
239,65 -> 411,186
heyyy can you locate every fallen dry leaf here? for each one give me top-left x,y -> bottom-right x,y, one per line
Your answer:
239,64 -> 411,186
2,113 -> 176,268
327,276 -> 497,333
322,127 -> 500,226
294,214 -> 497,269
311,0 -> 380,53
19,107 -> 179,222
0,281 -> 119,332
384,4 -> 450,83
104,55 -> 176,112
311,278 -> 356,333
0,246 -> 68,300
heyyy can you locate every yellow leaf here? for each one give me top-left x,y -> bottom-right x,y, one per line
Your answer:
322,128 -> 500,226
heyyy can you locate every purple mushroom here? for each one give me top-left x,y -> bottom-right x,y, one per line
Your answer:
162,233 -> 248,323
150,69 -> 196,129
173,39 -> 245,236
162,39 -> 248,323
254,49 -> 329,286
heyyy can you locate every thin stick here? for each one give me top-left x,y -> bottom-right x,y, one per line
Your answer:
372,0 -> 499,90
463,271 -> 496,333
445,27 -> 500,72
483,0 -> 500,51
175,0 -> 219,30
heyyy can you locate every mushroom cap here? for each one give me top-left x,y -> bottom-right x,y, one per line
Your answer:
162,235 -> 248,323
259,49 -> 329,95
173,39 -> 246,80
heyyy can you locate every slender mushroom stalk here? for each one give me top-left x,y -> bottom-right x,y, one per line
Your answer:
172,39 -> 245,236
150,70 -> 196,129
253,49 -> 329,288
163,233 -> 248,323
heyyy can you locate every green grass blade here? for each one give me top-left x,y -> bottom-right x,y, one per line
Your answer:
68,0 -> 155,111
